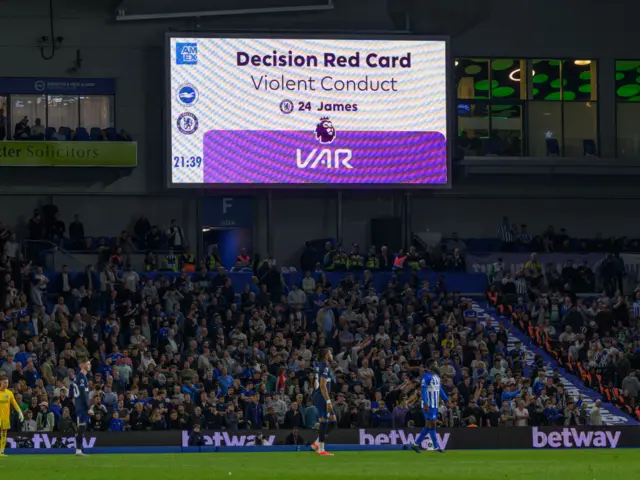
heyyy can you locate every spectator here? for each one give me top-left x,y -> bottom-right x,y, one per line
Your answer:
36,402 -> 54,432
166,219 -> 186,252
285,427 -> 305,445
31,118 -> 45,138
301,271 -> 316,295
515,400 -> 529,426
21,410 -> 37,432
499,399 -> 515,426
498,216 -> 516,251
109,412 -> 125,432
3,233 -> 19,260
49,212 -> 66,244
447,248 -> 466,272
622,370 -> 640,400
589,400 -> 603,426
284,401 -> 304,428
69,215 -> 85,250
51,126 -> 67,141
14,116 -> 30,139
188,424 -> 205,446
287,284 -> 306,308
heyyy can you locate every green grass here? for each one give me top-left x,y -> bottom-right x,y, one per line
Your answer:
1,450 -> 638,479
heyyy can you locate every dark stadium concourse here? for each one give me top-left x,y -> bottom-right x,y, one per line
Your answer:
1,0 -> 640,469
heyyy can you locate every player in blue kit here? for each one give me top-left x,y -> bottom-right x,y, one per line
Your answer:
407,359 -> 448,453
311,348 -> 336,456
72,357 -> 92,456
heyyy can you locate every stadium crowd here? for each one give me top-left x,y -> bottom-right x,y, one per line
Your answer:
0,214 -> 639,436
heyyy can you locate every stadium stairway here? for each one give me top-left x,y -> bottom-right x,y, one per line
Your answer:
471,301 -> 638,426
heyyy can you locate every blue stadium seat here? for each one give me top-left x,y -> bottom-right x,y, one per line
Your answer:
546,138 -> 560,156
106,127 -> 118,141
45,127 -> 56,140
484,138 -> 501,156
74,127 -> 90,141
62,127 -> 72,140
583,139 -> 597,156
90,127 -> 102,141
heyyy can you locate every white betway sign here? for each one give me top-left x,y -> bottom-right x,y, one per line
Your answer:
359,429 -> 450,450
532,427 -> 621,448
181,431 -> 276,447
472,302 -> 632,426
6,434 -> 96,449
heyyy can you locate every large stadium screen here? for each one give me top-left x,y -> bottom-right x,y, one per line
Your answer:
167,36 -> 448,186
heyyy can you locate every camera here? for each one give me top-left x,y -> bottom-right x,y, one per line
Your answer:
16,437 -> 34,448
52,438 -> 66,448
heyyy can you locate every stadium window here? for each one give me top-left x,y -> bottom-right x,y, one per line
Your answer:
455,59 -> 491,100
490,104 -> 523,156
562,60 -> 597,157
10,95 -> 46,137
527,102 -> 562,157
79,95 -> 115,129
47,95 -> 79,130
615,60 -> 640,157
526,59 -> 598,156
455,58 -> 524,156
456,103 -> 489,155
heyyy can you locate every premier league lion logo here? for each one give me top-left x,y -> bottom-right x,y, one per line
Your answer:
315,117 -> 336,145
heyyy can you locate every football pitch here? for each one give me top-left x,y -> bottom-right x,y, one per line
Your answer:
0,450 -> 638,479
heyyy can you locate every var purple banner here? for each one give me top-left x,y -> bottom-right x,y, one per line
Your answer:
466,252 -> 605,275
202,130 -> 447,184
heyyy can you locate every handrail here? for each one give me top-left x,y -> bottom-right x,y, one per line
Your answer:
22,239 -> 89,268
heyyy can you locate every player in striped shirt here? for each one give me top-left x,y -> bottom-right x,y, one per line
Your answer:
633,292 -> 640,320
407,359 -> 448,453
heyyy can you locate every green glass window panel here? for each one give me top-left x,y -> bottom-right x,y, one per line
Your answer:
491,59 -> 514,71
616,73 -> 625,81
532,88 -> 540,96
545,92 -> 562,101
562,91 -> 576,100
549,60 -> 562,66
616,61 -> 640,71
550,79 -> 568,88
628,96 -> 640,102
465,65 -> 482,75
617,84 -> 640,97
532,74 -> 549,84
579,71 -> 591,80
491,105 -> 512,111
492,86 -> 515,97
578,84 -> 591,93
636,76 -> 640,83
475,80 -> 498,91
